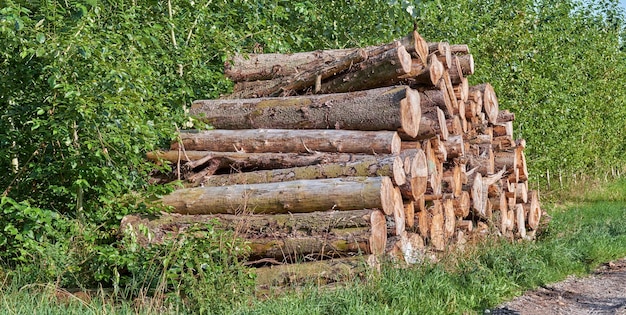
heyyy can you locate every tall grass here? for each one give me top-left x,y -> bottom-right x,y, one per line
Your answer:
0,180 -> 625,314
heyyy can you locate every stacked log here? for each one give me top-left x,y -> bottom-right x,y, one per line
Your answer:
129,30 -> 542,277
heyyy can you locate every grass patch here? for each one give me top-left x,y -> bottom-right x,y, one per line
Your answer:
0,180 -> 625,314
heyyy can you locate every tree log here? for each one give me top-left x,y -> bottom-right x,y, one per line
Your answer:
254,257 -> 365,289
399,106 -> 448,141
401,54 -> 444,86
443,198 -> 456,238
120,210 -> 375,245
428,42 -> 452,69
247,227 -> 370,261
515,204 -> 527,238
198,154 -> 407,188
369,210 -> 387,256
430,200 -> 446,251
454,77 -> 469,103
449,55 -> 464,85
229,48 -> 368,98
225,49 -> 360,82
443,135 -> 465,159
398,31 -> 429,64
398,149 -> 428,200
457,54 -> 475,75
172,129 -> 401,155
191,86 -> 421,138
318,45 -> 412,94
470,83 -> 499,124
159,177 -> 400,215
404,201 -> 415,229
148,150 -> 401,174
525,190 -> 541,230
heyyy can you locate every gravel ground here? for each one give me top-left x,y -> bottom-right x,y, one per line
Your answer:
487,257 -> 626,315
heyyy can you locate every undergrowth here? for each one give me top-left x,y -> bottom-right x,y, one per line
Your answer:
0,180 -> 624,314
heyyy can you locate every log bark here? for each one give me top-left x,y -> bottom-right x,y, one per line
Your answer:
450,44 -> 470,54
191,86 -> 421,138
318,45 -> 412,94
197,153 -> 407,188
159,176 -> 399,215
172,129 -> 401,155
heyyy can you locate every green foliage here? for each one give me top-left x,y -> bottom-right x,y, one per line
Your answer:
116,222 -> 254,314
414,0 -> 626,185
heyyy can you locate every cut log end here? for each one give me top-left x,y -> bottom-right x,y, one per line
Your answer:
400,88 -> 422,138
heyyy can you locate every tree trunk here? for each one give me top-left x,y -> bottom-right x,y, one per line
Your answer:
159,176 -> 400,215
318,45 -> 412,94
198,155 -> 407,187
171,129 -> 401,155
191,86 -> 421,138
443,135 -> 465,159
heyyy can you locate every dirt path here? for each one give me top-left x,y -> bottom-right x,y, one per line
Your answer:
488,257 -> 626,315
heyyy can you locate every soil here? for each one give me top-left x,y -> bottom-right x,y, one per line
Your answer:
487,257 -> 626,315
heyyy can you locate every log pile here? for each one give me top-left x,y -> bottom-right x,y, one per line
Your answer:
126,30 -> 543,281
